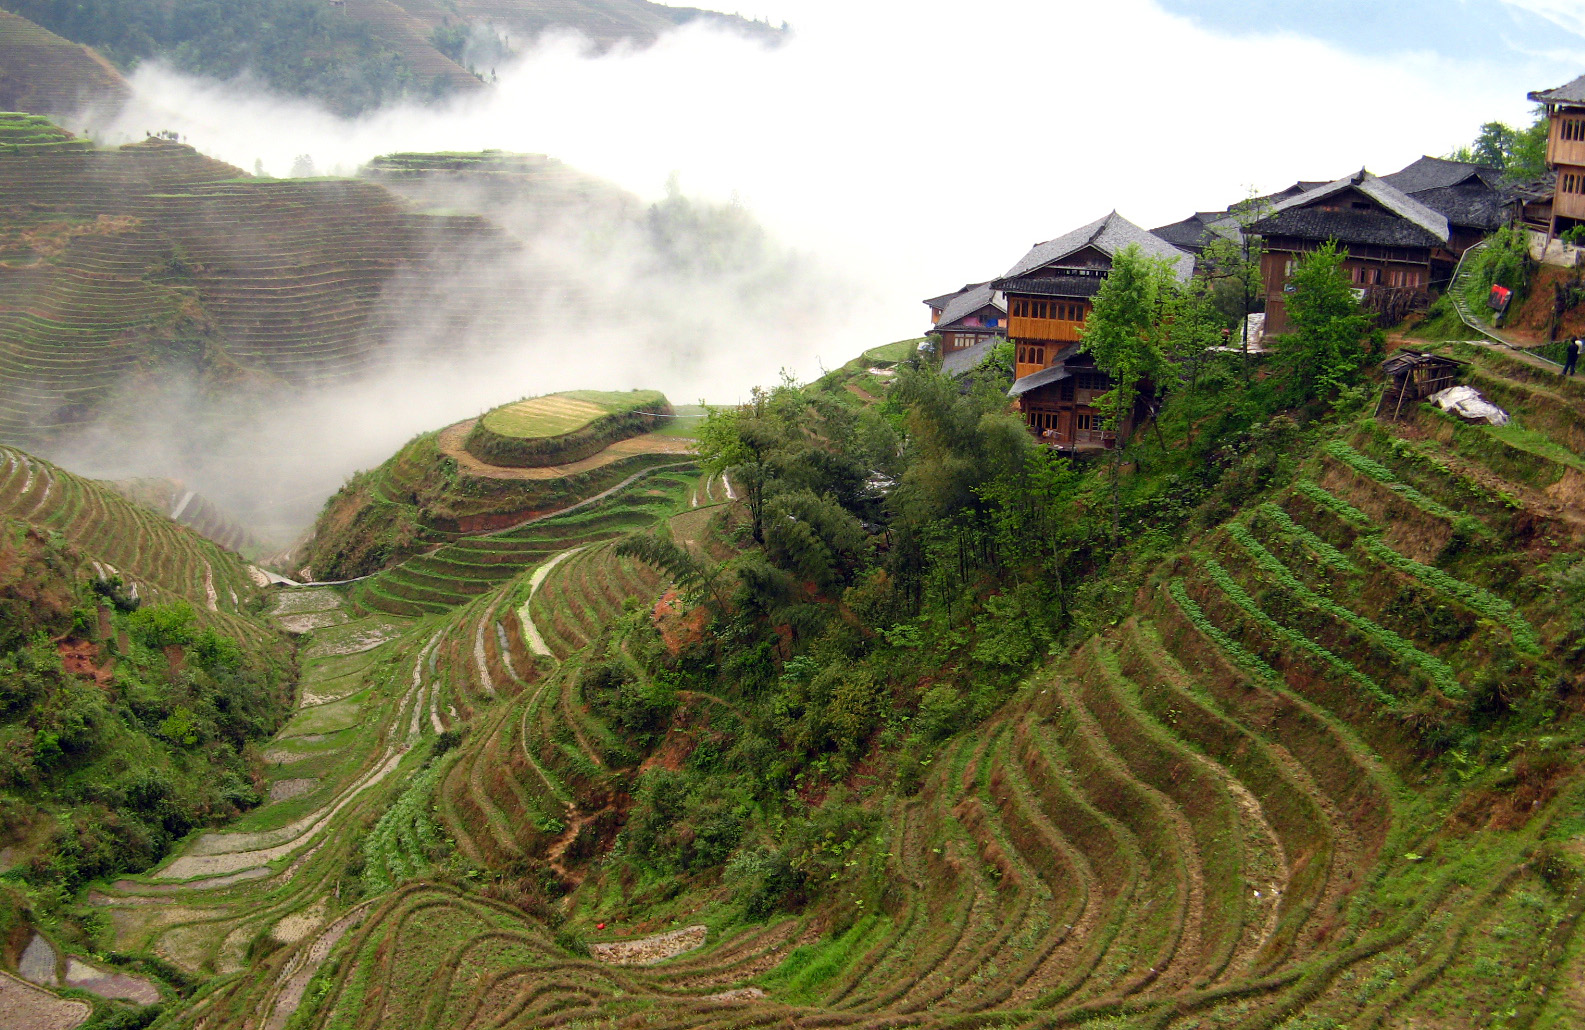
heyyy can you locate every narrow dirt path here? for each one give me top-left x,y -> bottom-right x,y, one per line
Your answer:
518,548 -> 584,658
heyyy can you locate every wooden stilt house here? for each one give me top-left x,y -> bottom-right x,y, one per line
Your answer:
1530,74 -> 1585,238
993,212 -> 1193,449
1248,171 -> 1450,335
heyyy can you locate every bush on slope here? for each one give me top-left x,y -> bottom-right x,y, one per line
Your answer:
0,521 -> 292,895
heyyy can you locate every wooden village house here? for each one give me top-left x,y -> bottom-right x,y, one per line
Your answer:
924,282 -> 1006,375
1248,171 -> 1450,335
1380,156 -> 1508,259
1150,180 -> 1328,255
993,212 -> 1194,449
1528,74 -> 1585,238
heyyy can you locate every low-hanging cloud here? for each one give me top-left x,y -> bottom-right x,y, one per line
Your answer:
51,0 -> 1555,546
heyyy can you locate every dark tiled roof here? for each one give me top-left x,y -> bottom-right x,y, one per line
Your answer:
1531,73 -> 1585,106
1150,213 -> 1219,252
925,282 -> 986,310
997,211 -> 1194,283
996,274 -> 1105,299
1258,208 -> 1445,249
1405,180 -> 1507,231
1249,171 -> 1449,248
932,282 -> 1005,331
942,336 -> 999,377
1008,364 -> 1071,397
1382,155 -> 1500,193
1507,170 -> 1558,203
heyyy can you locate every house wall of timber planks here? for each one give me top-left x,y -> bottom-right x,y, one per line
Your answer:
1529,74 -> 1585,231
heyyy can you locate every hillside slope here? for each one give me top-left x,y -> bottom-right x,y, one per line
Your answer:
0,0 -> 778,117
5,338 -> 1575,1030
0,444 -> 292,1025
0,9 -> 126,117
0,118 -> 502,445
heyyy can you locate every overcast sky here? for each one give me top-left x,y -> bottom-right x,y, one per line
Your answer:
106,0 -> 1585,384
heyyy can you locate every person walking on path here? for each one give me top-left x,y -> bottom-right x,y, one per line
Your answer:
1565,337 -> 1580,378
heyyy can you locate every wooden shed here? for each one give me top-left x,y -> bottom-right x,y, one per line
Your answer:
1375,350 -> 1466,419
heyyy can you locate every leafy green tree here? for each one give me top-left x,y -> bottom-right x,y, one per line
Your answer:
1272,241 -> 1380,405
1080,244 -> 1186,536
616,534 -> 729,613
697,390 -> 780,544
1196,193 -> 1270,382
1449,110 -> 1550,181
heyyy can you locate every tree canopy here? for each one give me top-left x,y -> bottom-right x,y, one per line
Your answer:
1449,110 -> 1549,181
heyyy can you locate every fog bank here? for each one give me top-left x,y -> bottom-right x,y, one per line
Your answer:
54,0 -> 1550,544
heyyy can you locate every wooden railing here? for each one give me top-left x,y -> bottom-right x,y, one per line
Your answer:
1009,315 -> 1083,342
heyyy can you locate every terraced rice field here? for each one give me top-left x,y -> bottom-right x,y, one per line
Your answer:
480,394 -> 611,438
0,121 -> 498,444
351,463 -> 696,616
99,347 -> 1585,1026
0,444 -> 265,635
24,344 -> 1581,1030
76,464 -> 715,1030
0,12 -> 127,116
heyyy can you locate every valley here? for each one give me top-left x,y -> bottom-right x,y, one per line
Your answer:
0,10 -> 1584,1029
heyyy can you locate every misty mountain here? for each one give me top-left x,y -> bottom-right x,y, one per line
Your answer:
0,119 -> 852,544
0,0 -> 782,117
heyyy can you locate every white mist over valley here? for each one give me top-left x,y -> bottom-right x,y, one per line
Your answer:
37,0 -> 1563,543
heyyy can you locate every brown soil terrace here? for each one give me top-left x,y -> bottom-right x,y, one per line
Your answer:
439,419 -> 694,480
588,925 -> 708,966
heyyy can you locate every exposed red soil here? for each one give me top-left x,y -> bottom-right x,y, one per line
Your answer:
652,590 -> 708,654
56,639 -> 111,686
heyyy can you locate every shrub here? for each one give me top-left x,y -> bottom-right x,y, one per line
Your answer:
126,602 -> 196,649
914,686 -> 964,742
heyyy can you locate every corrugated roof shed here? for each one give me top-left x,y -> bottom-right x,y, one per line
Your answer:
1007,364 -> 1072,397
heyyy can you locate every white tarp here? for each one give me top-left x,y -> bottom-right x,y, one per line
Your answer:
1429,385 -> 1510,426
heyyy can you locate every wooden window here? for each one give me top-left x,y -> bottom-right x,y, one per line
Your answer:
1565,173 -> 1585,195
1563,119 -> 1585,142
1075,414 -> 1094,431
